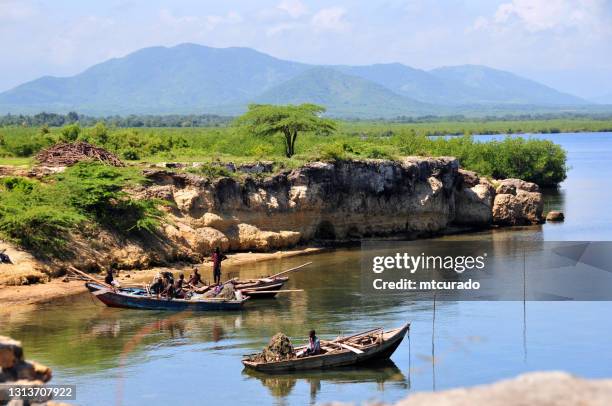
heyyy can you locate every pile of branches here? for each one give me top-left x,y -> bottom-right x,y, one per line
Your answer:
249,333 -> 295,363
35,141 -> 125,167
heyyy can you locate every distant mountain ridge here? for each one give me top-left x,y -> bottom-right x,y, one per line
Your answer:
0,43 -> 589,117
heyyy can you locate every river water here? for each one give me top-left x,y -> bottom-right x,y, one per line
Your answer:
2,132 -> 612,406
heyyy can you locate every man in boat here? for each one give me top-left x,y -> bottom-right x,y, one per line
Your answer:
305,330 -> 321,356
174,273 -> 186,298
161,272 -> 175,299
187,266 -> 202,287
150,273 -> 164,296
211,247 -> 227,285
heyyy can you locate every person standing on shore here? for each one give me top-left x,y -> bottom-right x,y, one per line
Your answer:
104,267 -> 120,289
211,247 -> 227,285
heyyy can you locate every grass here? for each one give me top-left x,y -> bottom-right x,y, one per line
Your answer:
0,117 -> 581,186
0,157 -> 33,166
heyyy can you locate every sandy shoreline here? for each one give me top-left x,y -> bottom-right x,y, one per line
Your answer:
0,246 -> 325,314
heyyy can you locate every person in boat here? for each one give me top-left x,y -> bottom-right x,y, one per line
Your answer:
104,267 -> 120,288
305,330 -> 321,356
187,266 -> 202,287
162,274 -> 175,299
150,273 -> 164,296
174,273 -> 186,298
211,247 -> 227,285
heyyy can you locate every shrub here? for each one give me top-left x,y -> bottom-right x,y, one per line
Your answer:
0,179 -> 83,255
187,163 -> 235,179
319,142 -> 348,161
59,124 -> 81,142
0,162 -> 164,257
121,148 -> 140,160
55,162 -> 163,232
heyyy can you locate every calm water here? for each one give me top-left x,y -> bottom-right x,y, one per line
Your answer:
2,132 -> 612,406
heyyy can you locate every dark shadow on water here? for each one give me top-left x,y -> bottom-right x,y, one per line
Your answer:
542,187 -> 566,214
242,359 -> 409,404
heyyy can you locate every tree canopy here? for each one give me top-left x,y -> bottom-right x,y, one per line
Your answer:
235,104 -> 336,157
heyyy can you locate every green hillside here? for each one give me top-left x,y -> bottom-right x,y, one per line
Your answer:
255,67 -> 435,117
0,43 -> 592,117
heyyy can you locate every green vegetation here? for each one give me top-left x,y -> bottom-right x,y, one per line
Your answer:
0,115 -> 585,186
0,162 -> 163,256
235,104 -> 336,157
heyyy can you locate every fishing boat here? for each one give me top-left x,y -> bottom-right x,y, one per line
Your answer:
234,276 -> 289,298
231,261 -> 311,299
85,282 -> 247,311
242,323 -> 410,373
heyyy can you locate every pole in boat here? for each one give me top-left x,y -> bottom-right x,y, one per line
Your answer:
68,266 -> 114,289
267,262 -> 312,279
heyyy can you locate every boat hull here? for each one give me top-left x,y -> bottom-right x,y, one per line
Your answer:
86,282 -> 246,311
242,324 -> 410,373
237,277 -> 288,299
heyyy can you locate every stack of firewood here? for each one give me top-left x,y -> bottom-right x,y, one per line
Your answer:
35,141 -> 125,167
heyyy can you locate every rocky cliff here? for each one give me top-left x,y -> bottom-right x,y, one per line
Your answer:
1,157 -> 544,276
134,157 -> 543,262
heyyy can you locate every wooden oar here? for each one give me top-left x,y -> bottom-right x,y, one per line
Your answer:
68,266 -> 114,289
267,262 -> 312,279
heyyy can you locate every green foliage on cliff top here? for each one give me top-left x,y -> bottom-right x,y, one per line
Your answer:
0,118 -> 573,186
0,162 -> 163,256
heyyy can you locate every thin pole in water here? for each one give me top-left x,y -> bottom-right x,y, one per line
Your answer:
523,248 -> 528,363
432,290 -> 437,391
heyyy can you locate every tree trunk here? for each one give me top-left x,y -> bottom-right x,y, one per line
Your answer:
284,132 -> 292,157
284,130 -> 297,158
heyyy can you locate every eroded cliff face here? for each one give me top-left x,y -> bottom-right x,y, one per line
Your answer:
136,157 -> 543,261
1,157 -> 544,277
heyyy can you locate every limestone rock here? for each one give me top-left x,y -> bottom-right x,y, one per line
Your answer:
193,213 -> 237,231
395,371 -> 612,406
455,182 -> 495,226
493,189 -> 544,225
227,224 -> 300,251
496,178 -> 540,194
173,187 -> 202,212
546,210 -> 565,222
0,336 -> 23,368
15,361 -> 52,383
459,169 -> 480,188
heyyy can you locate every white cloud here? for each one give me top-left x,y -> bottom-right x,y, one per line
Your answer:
475,0 -> 609,33
311,7 -> 349,32
277,0 -> 308,18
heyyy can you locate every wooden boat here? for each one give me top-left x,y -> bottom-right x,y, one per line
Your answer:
232,262 -> 311,298
85,282 -> 247,311
234,276 -> 289,298
242,323 -> 410,373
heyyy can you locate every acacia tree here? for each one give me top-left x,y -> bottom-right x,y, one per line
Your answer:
235,104 -> 336,158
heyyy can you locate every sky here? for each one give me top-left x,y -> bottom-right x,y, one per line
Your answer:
1,0 -> 611,99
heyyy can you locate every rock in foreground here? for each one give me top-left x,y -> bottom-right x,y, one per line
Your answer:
394,372 -> 612,406
0,335 -> 55,405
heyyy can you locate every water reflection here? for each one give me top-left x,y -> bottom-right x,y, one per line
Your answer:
243,360 -> 409,405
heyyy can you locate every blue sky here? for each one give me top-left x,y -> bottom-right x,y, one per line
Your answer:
1,0 -> 611,98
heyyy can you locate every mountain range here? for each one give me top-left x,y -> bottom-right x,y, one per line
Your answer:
0,43 -> 595,118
